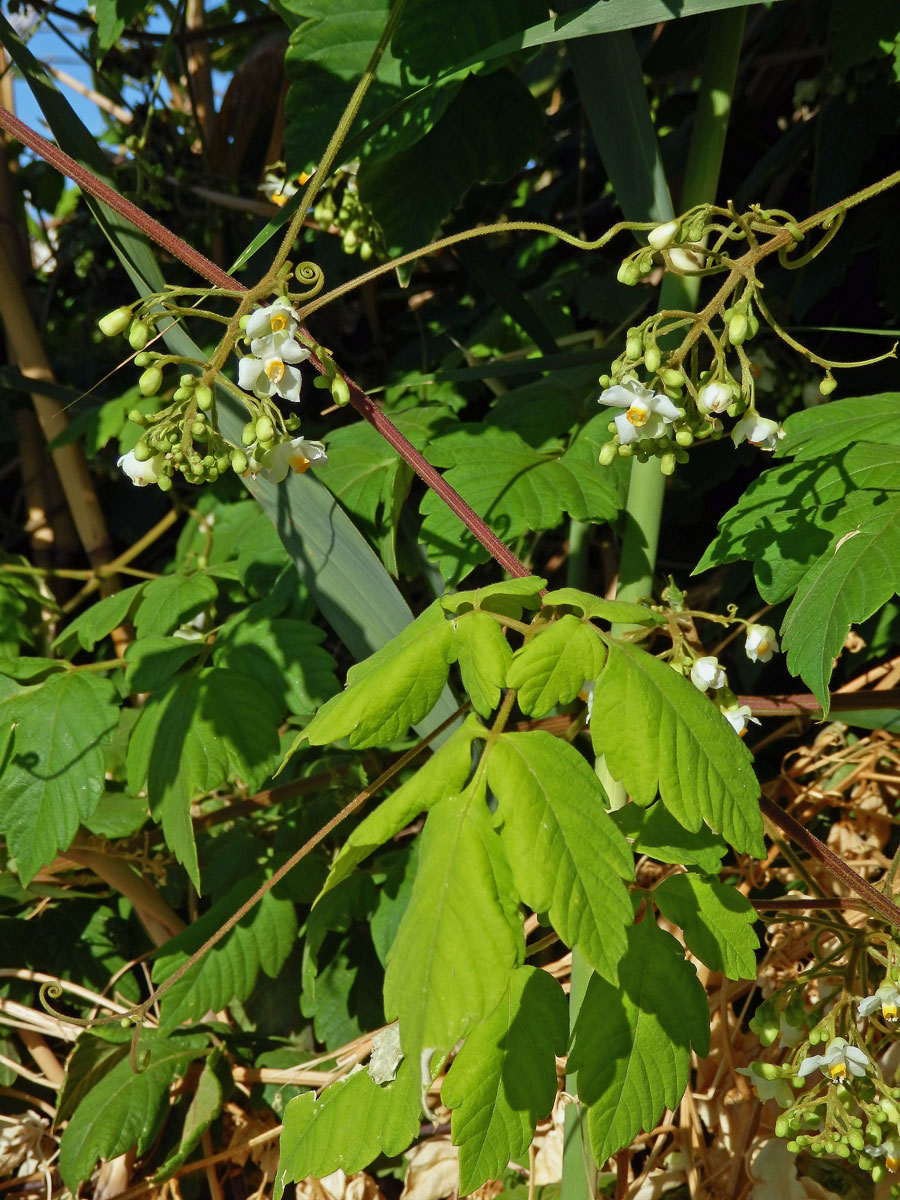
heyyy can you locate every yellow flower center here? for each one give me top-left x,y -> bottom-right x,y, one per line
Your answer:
266,359 -> 285,384
626,403 -> 649,427
289,454 -> 312,475
887,1155 -> 898,1173
883,1002 -> 898,1020
271,313 -> 288,333
756,639 -> 770,657
271,194 -> 288,208
829,1062 -> 847,1081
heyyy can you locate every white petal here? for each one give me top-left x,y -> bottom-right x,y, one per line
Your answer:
280,341 -> 310,364
797,1055 -> 825,1078
654,395 -> 685,422
238,355 -> 263,391
614,411 -> 639,445
858,995 -> 880,1017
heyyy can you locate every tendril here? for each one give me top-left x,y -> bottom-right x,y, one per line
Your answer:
778,208 -> 846,270
292,261 -> 325,300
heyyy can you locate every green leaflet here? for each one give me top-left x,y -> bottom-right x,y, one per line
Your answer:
319,715 -> 483,898
55,1030 -> 131,1124
778,393 -> 900,459
51,584 -> 145,656
124,637 -> 204,694
542,587 -> 665,628
132,573 -> 219,637
275,1057 -> 421,1197
212,616 -> 339,716
153,1054 -> 226,1180
420,423 -> 624,584
301,600 -> 457,748
568,918 -> 710,1167
442,575 -> 546,616
0,672 -> 118,883
383,787 -> 524,1060
589,639 -> 764,856
58,1031 -> 207,1189
126,669 -> 283,888
611,803 -> 727,874
442,966 -> 568,1193
506,614 -> 607,716
93,0 -> 144,52
453,611 -> 512,716
654,873 -> 758,980
487,732 -> 633,983
152,874 -> 298,1031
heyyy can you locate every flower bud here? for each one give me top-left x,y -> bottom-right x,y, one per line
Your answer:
157,473 -> 173,492
134,351 -> 153,367
195,385 -> 214,411
256,416 -> 275,442
616,261 -> 640,286
661,369 -> 684,389
675,428 -> 694,447
98,306 -> 133,337
128,409 -> 146,426
669,246 -> 705,273
128,321 -> 150,350
139,366 -> 163,396
625,336 -> 643,361
819,376 -> 837,396
598,442 -> 618,466
332,377 -> 350,406
660,452 -> 676,475
647,220 -> 679,251
231,449 -> 249,474
132,439 -> 152,462
728,313 -> 749,345
173,387 -> 192,403
644,345 -> 661,374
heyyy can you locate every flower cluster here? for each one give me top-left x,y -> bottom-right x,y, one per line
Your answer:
683,623 -> 779,736
236,298 -> 310,406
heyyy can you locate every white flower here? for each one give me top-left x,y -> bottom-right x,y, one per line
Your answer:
581,680 -> 595,723
797,1036 -> 870,1083
668,246 -> 705,273
867,1139 -> 900,1172
259,173 -> 298,208
246,298 -> 299,342
238,345 -> 309,405
690,656 -> 727,691
779,1012 -> 805,1047
598,377 -> 684,445
731,411 -> 783,451
258,437 -> 327,484
859,983 -> 900,1022
745,624 -> 779,664
737,1063 -> 793,1108
696,381 -> 732,415
720,699 -> 760,737
118,449 -> 165,486
647,220 -> 679,251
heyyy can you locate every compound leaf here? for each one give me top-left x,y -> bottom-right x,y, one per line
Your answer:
442,966 -> 567,1193
589,640 -> 764,856
487,732 -> 633,982
568,919 -> 709,1167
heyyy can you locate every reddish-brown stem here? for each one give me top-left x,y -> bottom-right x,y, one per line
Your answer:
760,795 -> 900,928
741,689 -> 900,716
0,106 -> 236,289
0,104 -> 532,578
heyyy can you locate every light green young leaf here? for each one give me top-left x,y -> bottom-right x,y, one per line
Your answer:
487,732 -> 633,982
0,673 -> 118,883
542,587 -> 665,627
453,611 -> 512,716
568,918 -> 709,1167
507,614 -> 607,716
275,1058 -> 421,1197
442,966 -> 567,1193
58,1031 -> 207,1189
441,575 -> 546,616
152,875 -> 297,1032
93,0 -> 145,52
319,715 -> 483,898
154,1055 -> 225,1180
133,573 -> 218,638
301,602 -> 457,748
589,640 -> 764,856
384,788 -> 523,1060
653,873 -> 758,980
610,803 -> 727,874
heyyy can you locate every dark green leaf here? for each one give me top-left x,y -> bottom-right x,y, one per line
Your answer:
610,803 -> 727,873
133,573 -> 218,638
124,636 -> 204,693
213,616 -> 338,716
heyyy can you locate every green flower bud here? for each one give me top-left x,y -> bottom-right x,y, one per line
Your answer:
660,452 -> 676,475
775,1116 -> 790,1139
332,377 -> 350,406
625,336 -> 643,361
617,443 -> 634,458
98,306 -> 133,337
313,374 -> 331,389
598,442 -> 618,466
157,473 -> 173,492
173,387 -> 193,403
857,1153 -> 873,1171
195,385 -> 214,411
342,229 -> 358,252
662,369 -> 684,389
598,375 -> 612,390
647,220 -> 679,251
848,1130 -> 865,1152
241,423 -> 257,446
617,261 -> 640,286
675,447 -> 689,464
179,374 -> 195,389
755,1062 -> 782,1081
256,416 -> 275,442
132,439 -> 152,462
747,314 -> 760,339
134,351 -> 153,367
207,467 -> 219,482
675,428 -> 694,447
785,1141 -> 800,1154
231,449 -> 249,474
871,1163 -> 886,1184
359,241 -> 374,262
191,422 -> 207,440
128,321 -> 150,351
729,313 -> 749,345
239,315 -> 250,329
215,454 -> 230,472
127,409 -> 146,426
138,366 -> 162,396
819,376 -> 837,396
644,346 -> 661,374
166,429 -> 179,445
